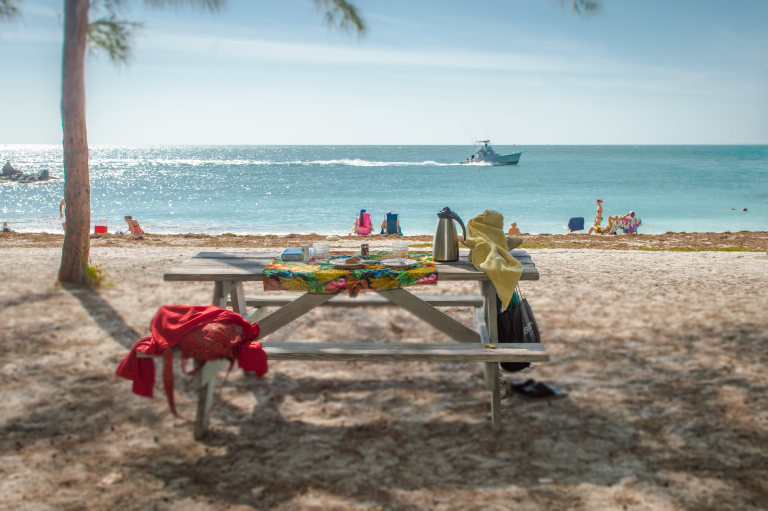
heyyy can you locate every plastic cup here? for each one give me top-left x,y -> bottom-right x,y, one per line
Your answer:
392,241 -> 409,261
313,242 -> 330,262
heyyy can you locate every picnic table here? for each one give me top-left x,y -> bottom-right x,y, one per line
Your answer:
161,248 -> 547,439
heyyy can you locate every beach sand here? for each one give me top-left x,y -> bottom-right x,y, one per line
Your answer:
1,237 -> 767,510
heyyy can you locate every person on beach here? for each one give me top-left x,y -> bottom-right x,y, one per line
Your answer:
507,222 -> 520,235
620,211 -> 636,221
620,211 -> 641,233
124,215 -> 144,238
588,215 -> 618,235
354,209 -> 372,236
380,211 -> 402,235
2,222 -> 13,233
594,199 -> 604,226
59,198 -> 66,232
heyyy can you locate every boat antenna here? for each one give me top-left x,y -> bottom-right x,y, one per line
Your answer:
461,124 -> 477,144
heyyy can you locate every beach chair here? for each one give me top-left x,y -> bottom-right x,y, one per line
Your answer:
563,217 -> 585,234
357,211 -> 373,236
384,213 -> 402,235
625,218 -> 642,233
610,218 -> 626,235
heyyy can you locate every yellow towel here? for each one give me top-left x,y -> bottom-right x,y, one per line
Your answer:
463,210 -> 523,310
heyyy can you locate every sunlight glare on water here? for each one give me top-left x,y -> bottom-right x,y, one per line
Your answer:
1,144 -> 765,235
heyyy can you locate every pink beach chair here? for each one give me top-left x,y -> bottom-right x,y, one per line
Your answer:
357,211 -> 373,236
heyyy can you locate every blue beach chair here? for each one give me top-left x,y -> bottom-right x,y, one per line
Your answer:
564,217 -> 585,234
381,212 -> 402,235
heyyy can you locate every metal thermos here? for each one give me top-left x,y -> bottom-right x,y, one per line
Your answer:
432,207 -> 467,262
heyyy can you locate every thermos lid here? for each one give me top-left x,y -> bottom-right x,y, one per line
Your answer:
437,207 -> 455,219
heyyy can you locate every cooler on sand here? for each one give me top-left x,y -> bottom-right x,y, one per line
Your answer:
95,219 -> 108,234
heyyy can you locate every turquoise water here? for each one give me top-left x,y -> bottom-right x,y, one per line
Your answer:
1,145 -> 766,235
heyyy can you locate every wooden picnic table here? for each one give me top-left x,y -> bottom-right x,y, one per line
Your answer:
161,248 -> 547,439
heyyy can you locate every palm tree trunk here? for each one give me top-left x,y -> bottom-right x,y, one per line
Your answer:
58,0 -> 90,285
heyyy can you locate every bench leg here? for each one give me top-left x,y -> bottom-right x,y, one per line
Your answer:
488,361 -> 502,434
244,307 -> 268,325
194,281 -> 243,440
482,281 -> 503,434
193,359 -> 225,440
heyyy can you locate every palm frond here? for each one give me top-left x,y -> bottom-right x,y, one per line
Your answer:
0,0 -> 21,22
86,1 -> 141,65
87,15 -> 141,64
558,0 -> 600,17
314,0 -> 366,36
144,0 -> 227,13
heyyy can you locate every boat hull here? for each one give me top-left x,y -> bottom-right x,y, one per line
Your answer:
484,152 -> 521,165
460,152 -> 522,166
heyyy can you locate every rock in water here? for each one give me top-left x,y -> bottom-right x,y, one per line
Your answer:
2,161 -> 16,176
37,169 -> 50,180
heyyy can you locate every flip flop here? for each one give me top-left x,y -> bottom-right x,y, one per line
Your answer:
517,381 -> 567,399
509,378 -> 536,392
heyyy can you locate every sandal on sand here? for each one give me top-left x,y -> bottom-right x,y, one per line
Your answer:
515,381 -> 567,399
509,378 -> 536,391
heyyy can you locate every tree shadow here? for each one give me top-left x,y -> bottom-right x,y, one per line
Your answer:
124,373 -> 645,509
67,288 -> 141,349
127,319 -> 768,510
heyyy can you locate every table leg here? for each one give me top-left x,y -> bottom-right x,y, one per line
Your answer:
212,281 -> 226,308
230,282 -> 247,315
482,281 -> 503,434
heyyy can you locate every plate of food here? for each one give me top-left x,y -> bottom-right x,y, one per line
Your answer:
379,258 -> 416,270
329,256 -> 366,269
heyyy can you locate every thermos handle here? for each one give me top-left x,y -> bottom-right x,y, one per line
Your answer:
453,214 -> 467,243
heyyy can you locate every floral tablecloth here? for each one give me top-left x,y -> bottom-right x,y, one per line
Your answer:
262,251 -> 437,294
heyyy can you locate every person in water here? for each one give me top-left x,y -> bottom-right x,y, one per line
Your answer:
124,215 -> 144,238
2,222 -> 13,233
507,222 -> 520,235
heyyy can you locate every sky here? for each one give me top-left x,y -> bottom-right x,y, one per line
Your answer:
1,0 -> 766,145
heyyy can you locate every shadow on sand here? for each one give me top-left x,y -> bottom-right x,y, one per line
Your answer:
67,288 -> 141,349
127,349 -> 767,510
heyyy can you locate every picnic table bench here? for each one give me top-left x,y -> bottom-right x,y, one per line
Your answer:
160,248 -> 547,439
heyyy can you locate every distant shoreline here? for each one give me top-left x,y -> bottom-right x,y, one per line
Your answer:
2,231 -> 766,252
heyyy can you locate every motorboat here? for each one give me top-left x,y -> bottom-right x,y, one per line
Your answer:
461,140 -> 521,166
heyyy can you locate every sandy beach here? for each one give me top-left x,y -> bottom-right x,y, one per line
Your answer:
1,235 -> 767,510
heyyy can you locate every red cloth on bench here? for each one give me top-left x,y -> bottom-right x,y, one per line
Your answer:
116,305 -> 267,399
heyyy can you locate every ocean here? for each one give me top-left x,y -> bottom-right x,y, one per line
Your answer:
1,145 -> 766,235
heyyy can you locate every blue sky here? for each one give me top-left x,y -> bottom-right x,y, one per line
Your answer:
1,0 -> 766,144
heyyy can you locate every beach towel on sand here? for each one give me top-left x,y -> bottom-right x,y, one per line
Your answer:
463,210 -> 524,311
116,305 -> 267,417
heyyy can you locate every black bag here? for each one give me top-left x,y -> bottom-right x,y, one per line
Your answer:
498,286 -> 541,373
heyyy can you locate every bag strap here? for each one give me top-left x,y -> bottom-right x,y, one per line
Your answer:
162,349 -> 234,423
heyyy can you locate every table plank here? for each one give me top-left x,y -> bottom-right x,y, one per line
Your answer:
261,341 -> 549,363
163,250 -> 539,282
230,294 -> 486,308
